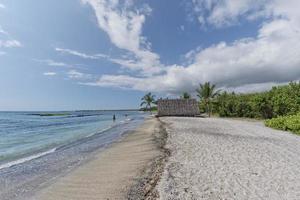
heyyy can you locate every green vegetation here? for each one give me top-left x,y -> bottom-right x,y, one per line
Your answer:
210,82 -> 300,134
140,92 -> 156,113
213,82 -> 300,119
139,106 -> 157,112
265,113 -> 300,135
198,81 -> 300,134
196,82 -> 220,117
181,92 -> 191,99
141,81 -> 299,134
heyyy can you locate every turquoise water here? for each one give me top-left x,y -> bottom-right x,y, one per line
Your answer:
0,111 -> 144,166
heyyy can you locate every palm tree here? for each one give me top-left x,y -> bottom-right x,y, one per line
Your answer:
181,92 -> 191,99
196,82 -> 220,117
140,92 -> 156,114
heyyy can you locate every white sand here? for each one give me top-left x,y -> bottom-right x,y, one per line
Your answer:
31,118 -> 162,200
157,117 -> 300,200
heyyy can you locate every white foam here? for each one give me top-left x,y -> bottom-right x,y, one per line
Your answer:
86,126 -> 113,138
0,148 -> 56,170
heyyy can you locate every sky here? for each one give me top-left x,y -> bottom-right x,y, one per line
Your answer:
0,0 -> 299,111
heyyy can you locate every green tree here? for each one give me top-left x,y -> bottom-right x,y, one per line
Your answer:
181,92 -> 191,99
269,82 -> 300,117
214,82 -> 300,119
140,92 -> 156,114
196,82 -> 220,117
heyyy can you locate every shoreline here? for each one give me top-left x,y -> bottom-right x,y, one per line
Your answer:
127,118 -> 169,199
0,115 -> 145,200
0,111 -> 143,171
30,117 -> 167,200
3,116 -> 299,199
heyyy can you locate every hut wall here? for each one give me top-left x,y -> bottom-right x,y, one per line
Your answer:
157,99 -> 200,116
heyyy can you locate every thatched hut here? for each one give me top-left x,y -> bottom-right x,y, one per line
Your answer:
157,99 -> 200,117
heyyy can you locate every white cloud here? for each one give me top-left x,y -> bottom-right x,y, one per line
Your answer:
0,51 -> 6,55
43,72 -> 57,76
34,59 -> 69,67
67,70 -> 92,80
189,0 -> 270,27
81,0 -> 163,75
82,0 -> 300,94
189,0 -> 300,28
0,27 -> 22,50
86,65 -> 201,93
86,74 -> 142,89
56,47 -> 163,74
55,48 -> 107,59
0,40 -> 22,48
183,46 -> 202,64
223,81 -> 292,93
0,26 -> 8,35
0,4 -> 5,9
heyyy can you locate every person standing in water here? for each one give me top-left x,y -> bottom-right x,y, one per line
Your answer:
113,114 -> 116,121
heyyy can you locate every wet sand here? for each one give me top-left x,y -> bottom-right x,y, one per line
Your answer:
31,118 -> 166,200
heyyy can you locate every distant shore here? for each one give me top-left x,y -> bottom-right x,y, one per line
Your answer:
30,118 -> 167,200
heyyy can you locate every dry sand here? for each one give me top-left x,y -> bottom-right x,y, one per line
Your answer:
30,118 -> 166,200
157,117 -> 300,200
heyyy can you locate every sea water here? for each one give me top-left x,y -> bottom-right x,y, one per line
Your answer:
0,110 -> 145,170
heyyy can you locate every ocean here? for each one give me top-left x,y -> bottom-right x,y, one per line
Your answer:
0,110 -> 145,170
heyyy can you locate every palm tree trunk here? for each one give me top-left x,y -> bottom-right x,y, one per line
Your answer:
205,100 -> 209,117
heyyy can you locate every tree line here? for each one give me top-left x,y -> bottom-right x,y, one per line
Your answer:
141,82 -> 300,119
213,82 -> 300,119
140,81 -> 300,133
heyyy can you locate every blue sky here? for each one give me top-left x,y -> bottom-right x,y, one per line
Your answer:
0,0 -> 299,111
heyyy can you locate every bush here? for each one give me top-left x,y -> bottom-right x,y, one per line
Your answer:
214,82 -> 300,119
265,113 -> 300,134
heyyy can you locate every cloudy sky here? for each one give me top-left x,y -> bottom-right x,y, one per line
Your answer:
0,0 -> 299,110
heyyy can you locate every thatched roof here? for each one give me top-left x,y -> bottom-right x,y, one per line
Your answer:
157,99 -> 200,117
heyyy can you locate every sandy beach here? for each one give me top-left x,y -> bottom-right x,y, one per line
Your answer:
3,116 -> 300,200
30,117 -> 167,200
156,117 -> 300,200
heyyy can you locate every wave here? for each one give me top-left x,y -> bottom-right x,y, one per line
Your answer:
85,126 -> 114,138
85,118 -> 133,138
0,117 -> 137,171
0,148 -> 56,170
62,114 -> 104,118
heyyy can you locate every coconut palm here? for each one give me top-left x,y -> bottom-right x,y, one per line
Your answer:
181,92 -> 191,99
140,92 -> 156,113
196,82 -> 220,117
